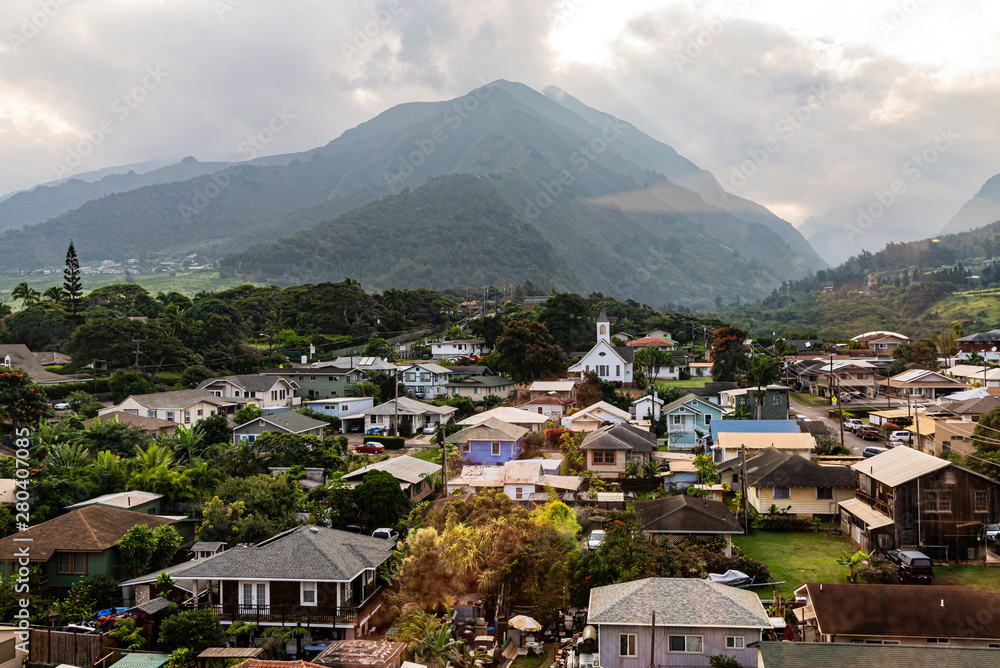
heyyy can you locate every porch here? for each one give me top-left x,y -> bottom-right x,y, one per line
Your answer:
197,582 -> 381,627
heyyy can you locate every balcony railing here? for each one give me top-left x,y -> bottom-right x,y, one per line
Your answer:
199,585 -> 380,626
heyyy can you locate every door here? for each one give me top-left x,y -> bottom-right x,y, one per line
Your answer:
241,581 -> 268,609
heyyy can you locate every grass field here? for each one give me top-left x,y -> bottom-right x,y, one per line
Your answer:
656,377 -> 712,389
930,288 -> 1000,325
734,530 -> 854,597
0,269 -> 262,305
934,564 -> 1000,591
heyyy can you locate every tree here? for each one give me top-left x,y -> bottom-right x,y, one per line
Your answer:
111,617 -> 147,650
466,314 -> 508,348
710,326 -> 748,382
633,346 -> 672,390
108,370 -> 155,404
973,406 -> 1000,453
536,293 -> 593,350
494,320 -> 567,383
355,469 -> 410,528
43,286 -> 65,304
234,405 -> 263,425
197,414 -> 233,446
398,527 -> 458,611
116,524 -> 183,577
741,355 -> 781,419
362,333 -> 395,360
11,282 -> 39,309
0,369 -> 51,434
64,241 -> 84,317
196,497 -> 246,544
892,339 -> 939,369
158,609 -> 225,653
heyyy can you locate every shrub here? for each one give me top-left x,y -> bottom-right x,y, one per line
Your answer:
857,553 -> 898,584
545,428 -> 570,447
42,378 -> 111,400
363,435 -> 405,450
398,419 -> 413,438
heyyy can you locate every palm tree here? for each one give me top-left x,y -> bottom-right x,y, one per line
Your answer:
640,459 -> 663,479
164,425 -> 205,463
741,355 -> 781,419
414,624 -> 464,668
263,309 -> 289,356
110,617 -> 146,650
187,459 -> 223,499
623,460 -> 641,479
11,282 -> 39,308
43,286 -> 65,304
44,442 -> 92,469
159,303 -> 191,337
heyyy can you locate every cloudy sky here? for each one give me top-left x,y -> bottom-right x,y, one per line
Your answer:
2,0 -> 999,260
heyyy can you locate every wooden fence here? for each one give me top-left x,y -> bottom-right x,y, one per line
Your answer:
29,627 -> 114,667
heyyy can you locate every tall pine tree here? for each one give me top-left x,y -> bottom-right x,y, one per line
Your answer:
63,241 -> 83,317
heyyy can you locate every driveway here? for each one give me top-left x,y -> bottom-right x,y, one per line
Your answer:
790,398 -> 873,456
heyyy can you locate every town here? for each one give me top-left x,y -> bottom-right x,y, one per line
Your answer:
0,255 -> 998,668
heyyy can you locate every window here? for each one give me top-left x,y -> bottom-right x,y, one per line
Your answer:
616,365 -> 621,377
975,490 -> 989,513
342,404 -> 349,412
197,409 -> 203,417
125,409 -> 138,416
475,387 -> 482,395
924,491 -> 952,513
420,373 -> 430,382
463,443 -> 471,453
772,394 -> 782,406
619,634 -> 637,657
405,373 -> 415,382
593,451 -> 616,465
234,390 -> 241,398
773,487 -> 790,500
668,636 -> 702,653
817,487 -> 834,500
310,376 -> 316,382
926,638 -> 950,644
147,410 -> 156,418
301,581 -> 317,606
184,410 -> 191,424
166,411 -> 175,422
704,414 -> 712,425
597,365 -> 609,377
672,415 -> 681,425
280,389 -> 286,400
58,552 -> 87,575
515,487 -> 523,500
491,442 -> 501,456
725,637 -> 744,649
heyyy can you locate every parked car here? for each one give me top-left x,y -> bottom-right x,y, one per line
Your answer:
889,430 -> 913,443
844,419 -> 864,432
51,402 -> 70,410
366,427 -> 384,435
587,530 -> 606,550
863,446 -> 888,458
857,426 -> 883,440
344,524 -> 366,534
423,424 -> 438,435
356,442 -> 385,454
372,528 -> 399,543
886,549 -> 934,583
987,524 -> 999,543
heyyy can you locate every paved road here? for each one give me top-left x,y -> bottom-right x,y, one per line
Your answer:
790,398 -> 874,456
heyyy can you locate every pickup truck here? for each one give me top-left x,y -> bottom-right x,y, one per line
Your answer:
844,419 -> 864,432
857,426 -> 883,441
886,549 -> 934,583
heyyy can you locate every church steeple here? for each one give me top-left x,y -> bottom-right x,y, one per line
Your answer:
596,307 -> 610,345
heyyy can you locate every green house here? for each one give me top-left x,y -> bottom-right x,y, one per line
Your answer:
261,366 -> 364,400
0,505 -> 179,589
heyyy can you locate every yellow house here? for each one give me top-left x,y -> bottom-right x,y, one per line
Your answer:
719,447 -> 856,518
712,431 -> 816,462
98,389 -> 237,426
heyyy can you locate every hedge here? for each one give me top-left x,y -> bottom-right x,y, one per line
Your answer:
42,379 -> 111,400
362,435 -> 405,450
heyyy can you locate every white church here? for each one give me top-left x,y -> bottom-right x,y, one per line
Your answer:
567,308 -> 634,383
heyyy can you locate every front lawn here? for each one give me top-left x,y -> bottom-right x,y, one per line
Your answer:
412,446 -> 443,464
733,530 -> 854,598
656,377 -> 712,389
934,564 -> 1000,591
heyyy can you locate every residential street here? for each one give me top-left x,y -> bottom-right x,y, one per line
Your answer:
790,398 -> 873,456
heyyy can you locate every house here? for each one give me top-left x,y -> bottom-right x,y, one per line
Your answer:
631,395 -> 663,423
196,375 -> 300,410
358,397 -> 457,434
398,362 -> 452,399
688,361 -> 713,377
626,336 -> 678,352
528,380 -> 577,403
444,374 -> 516,399
261,364 -> 365,400
945,363 -> 1000,387
587,578 -> 770,668
302,397 -> 375,424
956,329 -> 1000,363
580,422 -> 656,478
633,496 -> 744,556
99,389 -> 237,425
567,309 -> 634,384
814,360 -> 879,399
0,505 -> 179,588
840,446 -> 1000,559
66,490 -> 163,514
458,406 -> 551,432
171,525 -> 393,640
340,455 -> 442,503
709,420 -> 801,446
0,343 -> 90,384
232,411 -> 328,446
447,365 -> 492,378
718,385 -> 791,420
643,328 -> 674,340
448,417 -> 528,465
431,339 -> 488,361
717,448 -> 855,518
84,411 -> 180,437
794,582 -> 1000,646
711,431 -> 815,463
520,393 -> 575,420
851,331 -> 912,354
758,642 -> 1000,667
329,356 -> 400,373
561,401 -> 632,431
660,394 -> 724,450
877,369 -> 968,401
446,459 -> 581,502
925,395 -> 1000,454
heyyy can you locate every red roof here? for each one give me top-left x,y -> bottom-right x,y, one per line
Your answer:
626,337 -> 677,347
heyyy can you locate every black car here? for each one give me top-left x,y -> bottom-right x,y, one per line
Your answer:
886,549 -> 934,583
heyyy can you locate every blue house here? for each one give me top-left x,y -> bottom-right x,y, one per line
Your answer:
662,394 -> 725,450
448,417 -> 528,465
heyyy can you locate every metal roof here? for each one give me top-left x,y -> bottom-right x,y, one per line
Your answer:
838,498 -> 893,529
711,420 -> 800,439
715,431 -> 815,451
340,455 -> 441,484
850,446 -> 950,487
110,655 -> 170,668
457,406 -> 550,425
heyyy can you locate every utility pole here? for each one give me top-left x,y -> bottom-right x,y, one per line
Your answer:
740,445 -> 749,535
649,610 -> 655,668
439,422 -> 448,496
829,354 -> 845,447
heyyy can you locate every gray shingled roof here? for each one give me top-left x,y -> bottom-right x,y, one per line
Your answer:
198,375 -> 293,393
738,447 -> 857,488
361,397 -> 456,417
174,526 -> 392,582
445,375 -> 515,388
124,389 -> 233,409
242,411 -> 328,433
633,495 -> 744,534
758,642 -> 1000,668
579,422 -> 656,452
588,578 -> 770,628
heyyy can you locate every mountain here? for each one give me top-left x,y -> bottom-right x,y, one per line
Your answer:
0,80 -> 824,307
942,173 -> 1000,235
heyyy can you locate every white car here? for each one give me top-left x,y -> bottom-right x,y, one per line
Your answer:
587,530 -> 606,550
844,419 -> 864,432
423,424 -> 438,435
889,430 -> 913,443
52,402 -> 70,410
372,528 -> 399,543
